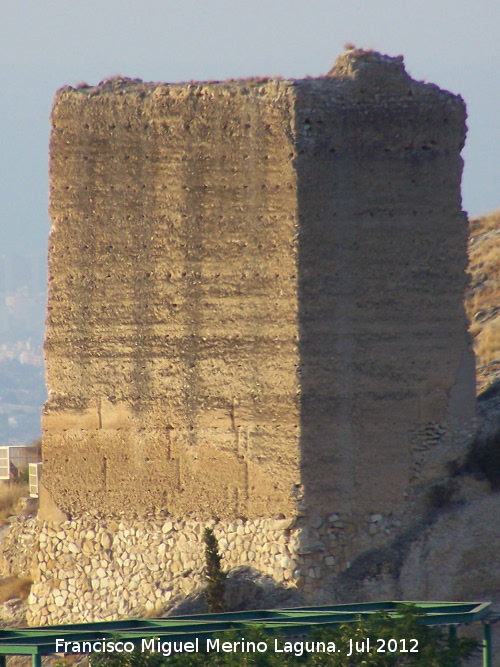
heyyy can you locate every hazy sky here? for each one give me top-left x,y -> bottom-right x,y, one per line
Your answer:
2,0 -> 500,256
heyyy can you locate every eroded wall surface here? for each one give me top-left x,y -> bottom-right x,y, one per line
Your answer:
43,50 -> 474,525
45,80 -> 301,518
294,54 -> 474,516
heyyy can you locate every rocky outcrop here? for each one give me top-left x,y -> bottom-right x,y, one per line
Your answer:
0,512 -> 38,579
466,211 -> 500,392
0,504 -> 39,629
318,473 -> 500,665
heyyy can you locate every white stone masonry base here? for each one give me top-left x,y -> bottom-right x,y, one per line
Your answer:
28,513 -> 396,626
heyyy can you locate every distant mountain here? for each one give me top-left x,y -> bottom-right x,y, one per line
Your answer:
0,251 -> 47,445
0,356 -> 45,446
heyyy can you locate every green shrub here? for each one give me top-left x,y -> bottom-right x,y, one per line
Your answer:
308,604 -> 478,665
92,604 -> 478,666
465,432 -> 500,490
13,467 -> 29,485
203,527 -> 226,613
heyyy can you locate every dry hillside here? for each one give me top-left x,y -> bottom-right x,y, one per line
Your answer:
466,210 -> 500,394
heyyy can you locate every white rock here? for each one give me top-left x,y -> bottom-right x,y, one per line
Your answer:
101,533 -> 112,549
270,518 -> 295,531
162,522 -> 173,534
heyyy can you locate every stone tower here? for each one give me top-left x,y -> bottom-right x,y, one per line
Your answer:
29,50 -> 476,624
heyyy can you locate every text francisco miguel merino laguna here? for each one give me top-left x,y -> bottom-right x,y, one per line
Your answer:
56,636 -> 419,658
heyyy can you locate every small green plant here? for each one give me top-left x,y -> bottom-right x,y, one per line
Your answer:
14,467 -> 29,485
309,604 -> 478,666
203,527 -> 226,613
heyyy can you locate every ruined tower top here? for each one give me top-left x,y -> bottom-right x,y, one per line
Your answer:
53,49 -> 458,104
326,49 -> 451,100
329,49 -> 408,86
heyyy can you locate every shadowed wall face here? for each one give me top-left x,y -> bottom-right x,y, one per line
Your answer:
44,52 -> 473,520
294,63 -> 472,515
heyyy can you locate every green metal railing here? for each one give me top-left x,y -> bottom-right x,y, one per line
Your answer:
0,601 -> 494,666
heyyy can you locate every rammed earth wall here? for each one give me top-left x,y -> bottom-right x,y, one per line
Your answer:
35,49 -> 476,623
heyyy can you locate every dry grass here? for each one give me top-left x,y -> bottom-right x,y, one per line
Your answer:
466,211 -> 500,392
475,319 -> 500,365
0,576 -> 32,603
467,286 -> 498,324
0,483 -> 29,526
469,209 -> 500,234
142,606 -> 163,618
